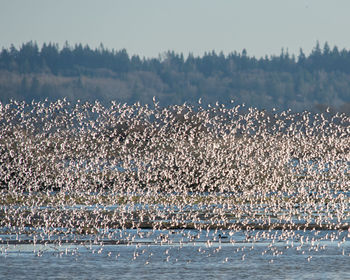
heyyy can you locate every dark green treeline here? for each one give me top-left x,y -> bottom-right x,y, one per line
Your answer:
1,41 -> 350,112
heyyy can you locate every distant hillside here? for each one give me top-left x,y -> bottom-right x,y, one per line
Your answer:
1,41 -> 350,112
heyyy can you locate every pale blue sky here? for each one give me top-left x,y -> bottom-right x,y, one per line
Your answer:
1,0 -> 350,58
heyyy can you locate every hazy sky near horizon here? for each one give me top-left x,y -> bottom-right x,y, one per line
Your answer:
1,0 -> 350,59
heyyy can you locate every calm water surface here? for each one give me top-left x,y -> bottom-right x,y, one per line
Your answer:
1,230 -> 350,280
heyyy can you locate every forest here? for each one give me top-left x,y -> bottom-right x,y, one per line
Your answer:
1,41 -> 350,112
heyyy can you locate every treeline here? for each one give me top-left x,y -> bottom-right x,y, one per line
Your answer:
1,41 -> 350,112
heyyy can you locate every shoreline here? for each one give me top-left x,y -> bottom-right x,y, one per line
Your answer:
1,221 -> 349,236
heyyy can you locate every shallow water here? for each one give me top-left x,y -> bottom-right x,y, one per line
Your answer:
1,230 -> 350,280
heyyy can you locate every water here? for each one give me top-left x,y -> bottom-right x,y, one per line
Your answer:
1,230 -> 350,280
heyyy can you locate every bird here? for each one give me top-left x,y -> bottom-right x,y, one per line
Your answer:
0,98 -> 349,267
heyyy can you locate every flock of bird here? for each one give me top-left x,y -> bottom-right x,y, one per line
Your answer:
0,99 -> 349,261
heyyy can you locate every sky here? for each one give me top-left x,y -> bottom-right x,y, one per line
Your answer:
1,0 -> 350,59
